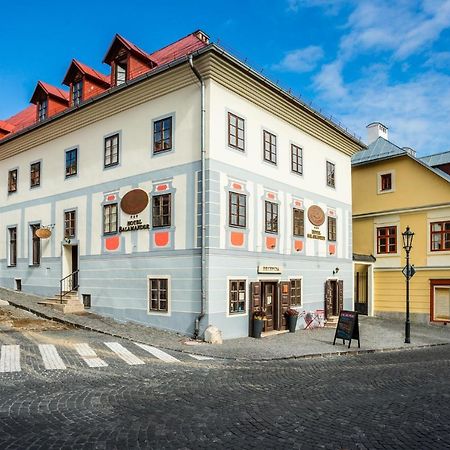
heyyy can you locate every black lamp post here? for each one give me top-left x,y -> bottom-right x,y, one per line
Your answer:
402,226 -> 414,344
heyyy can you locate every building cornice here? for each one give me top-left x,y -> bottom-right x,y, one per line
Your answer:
353,202 -> 450,219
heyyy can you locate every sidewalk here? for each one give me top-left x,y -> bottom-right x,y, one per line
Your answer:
1,287 -> 449,361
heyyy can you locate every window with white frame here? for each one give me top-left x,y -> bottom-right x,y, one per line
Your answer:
229,279 -> 246,314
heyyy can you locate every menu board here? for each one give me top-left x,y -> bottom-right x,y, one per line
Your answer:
333,310 -> 360,349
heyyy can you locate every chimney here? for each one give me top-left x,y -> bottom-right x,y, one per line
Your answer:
366,122 -> 388,144
194,30 -> 210,44
402,147 -> 416,157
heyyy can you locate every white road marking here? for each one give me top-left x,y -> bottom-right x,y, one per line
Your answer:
134,343 -> 180,363
0,345 -> 21,372
38,344 -> 66,370
188,354 -> 214,360
104,342 -> 144,365
74,343 -> 108,368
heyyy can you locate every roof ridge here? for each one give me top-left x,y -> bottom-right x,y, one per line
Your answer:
149,30 -> 205,57
419,149 -> 450,159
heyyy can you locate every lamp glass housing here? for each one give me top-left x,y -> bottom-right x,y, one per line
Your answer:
402,226 -> 414,252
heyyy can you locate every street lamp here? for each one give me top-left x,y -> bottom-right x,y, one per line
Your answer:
402,226 -> 414,343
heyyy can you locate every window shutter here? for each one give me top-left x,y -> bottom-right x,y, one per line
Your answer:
280,281 -> 291,329
338,280 -> 344,312
324,280 -> 333,318
249,282 -> 262,336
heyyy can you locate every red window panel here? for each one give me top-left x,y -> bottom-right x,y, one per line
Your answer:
377,226 -> 397,254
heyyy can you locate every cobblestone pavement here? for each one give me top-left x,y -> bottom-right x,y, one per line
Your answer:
1,315 -> 449,450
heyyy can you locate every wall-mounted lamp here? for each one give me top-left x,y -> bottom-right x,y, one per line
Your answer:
64,237 -> 71,244
332,267 -> 339,276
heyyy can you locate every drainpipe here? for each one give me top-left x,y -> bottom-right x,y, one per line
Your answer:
189,55 -> 206,339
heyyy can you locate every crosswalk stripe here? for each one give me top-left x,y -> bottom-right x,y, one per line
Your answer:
188,354 -> 214,361
134,343 -> 180,363
104,342 -> 144,365
38,344 -> 66,370
74,343 -> 108,368
0,345 -> 21,372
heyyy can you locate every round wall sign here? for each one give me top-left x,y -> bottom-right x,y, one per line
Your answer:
307,205 -> 325,226
120,189 -> 149,215
35,228 -> 52,239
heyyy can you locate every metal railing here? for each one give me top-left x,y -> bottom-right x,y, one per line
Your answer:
59,270 -> 79,303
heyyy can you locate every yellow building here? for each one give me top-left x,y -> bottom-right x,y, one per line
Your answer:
352,123 -> 450,325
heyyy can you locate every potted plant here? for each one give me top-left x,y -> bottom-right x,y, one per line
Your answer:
253,309 -> 267,338
285,308 -> 299,333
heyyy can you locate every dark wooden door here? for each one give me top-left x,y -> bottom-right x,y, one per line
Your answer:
325,280 -> 333,318
249,282 -> 262,336
280,281 -> 291,330
354,272 -> 368,315
263,283 -> 276,332
71,245 -> 79,290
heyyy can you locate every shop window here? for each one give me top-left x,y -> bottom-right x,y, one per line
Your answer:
64,210 -> 76,238
263,130 -> 277,164
148,278 -> 168,312
8,169 -> 17,193
104,134 -> 119,167
153,117 -> 172,153
103,203 -> 118,234
326,161 -> 335,188
377,226 -> 397,254
430,221 -> 450,252
229,279 -> 246,314
152,194 -> 171,228
293,208 -> 304,237
30,224 -> 41,266
265,201 -> 278,233
228,112 -> 245,151
229,192 -> 246,228
65,148 -> 78,177
8,227 -> 17,267
328,217 -> 337,242
30,162 -> 41,188
290,279 -> 302,306
291,144 -> 303,175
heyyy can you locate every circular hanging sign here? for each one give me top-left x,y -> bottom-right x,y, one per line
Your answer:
307,205 -> 325,226
120,189 -> 149,215
35,228 -> 52,239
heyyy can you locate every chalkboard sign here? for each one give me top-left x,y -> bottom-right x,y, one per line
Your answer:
333,310 -> 360,349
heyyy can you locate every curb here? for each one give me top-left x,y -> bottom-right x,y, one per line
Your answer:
4,294 -> 450,363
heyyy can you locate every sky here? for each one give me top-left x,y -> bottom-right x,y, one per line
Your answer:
1,0 -> 450,156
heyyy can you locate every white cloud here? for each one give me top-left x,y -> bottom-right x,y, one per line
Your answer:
313,61 -> 347,99
287,0 -> 346,15
274,46 -> 324,73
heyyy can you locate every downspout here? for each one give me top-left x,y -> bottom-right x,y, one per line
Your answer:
189,55 -> 206,339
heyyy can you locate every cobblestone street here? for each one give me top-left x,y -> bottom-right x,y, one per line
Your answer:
1,308 -> 449,450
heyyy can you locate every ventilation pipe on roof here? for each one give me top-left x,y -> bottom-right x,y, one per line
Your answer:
189,55 -> 206,340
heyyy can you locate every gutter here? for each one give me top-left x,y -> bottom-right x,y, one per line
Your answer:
188,55 -> 206,339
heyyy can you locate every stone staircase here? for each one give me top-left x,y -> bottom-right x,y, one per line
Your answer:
38,291 -> 84,314
324,315 -> 339,328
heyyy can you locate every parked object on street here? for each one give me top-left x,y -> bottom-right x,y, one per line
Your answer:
333,310 -> 360,348
285,308 -> 299,332
253,310 -> 267,338
204,325 -> 223,345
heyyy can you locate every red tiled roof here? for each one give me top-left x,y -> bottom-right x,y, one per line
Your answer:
30,81 -> 69,104
103,34 -> 155,65
63,59 -> 110,86
0,120 -> 15,133
5,105 -> 36,131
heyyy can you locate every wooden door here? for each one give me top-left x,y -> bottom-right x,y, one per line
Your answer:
324,280 -> 333,318
72,245 -> 79,290
263,283 -> 276,332
354,272 -> 368,315
280,281 -> 291,330
249,282 -> 262,336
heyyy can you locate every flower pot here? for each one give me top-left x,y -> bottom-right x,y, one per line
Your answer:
287,315 -> 298,333
253,319 -> 264,338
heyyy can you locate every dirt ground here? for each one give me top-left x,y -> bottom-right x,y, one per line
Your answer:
0,304 -> 68,331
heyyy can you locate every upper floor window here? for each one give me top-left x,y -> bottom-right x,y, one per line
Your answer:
38,99 -> 48,122
152,194 -> 171,228
380,173 -> 392,191
228,113 -> 245,151
326,161 -> 335,188
431,221 -> 450,252
229,192 -> 246,228
104,134 -> 119,167
291,144 -> 303,175
149,278 -> 168,312
263,130 -> 277,164
30,162 -> 41,188
72,80 -> 83,106
64,210 -> 76,238
65,148 -> 78,177
377,226 -> 397,254
30,224 -> 41,266
293,208 -> 304,237
8,227 -> 17,267
103,203 -> 118,235
328,216 -> 337,242
265,201 -> 278,234
153,117 -> 172,153
8,169 -> 17,193
229,279 -> 246,314
115,60 -> 127,86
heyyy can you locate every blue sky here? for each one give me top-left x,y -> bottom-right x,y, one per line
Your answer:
1,0 -> 450,156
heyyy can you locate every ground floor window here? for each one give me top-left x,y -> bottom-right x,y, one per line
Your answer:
229,279 -> 246,314
149,278 -> 168,312
290,279 -> 302,305
431,280 -> 450,322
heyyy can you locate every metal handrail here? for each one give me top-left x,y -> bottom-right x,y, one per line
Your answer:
59,270 -> 79,303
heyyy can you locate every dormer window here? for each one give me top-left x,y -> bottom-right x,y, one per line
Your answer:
38,99 -> 48,122
115,60 -> 127,86
72,80 -> 83,106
